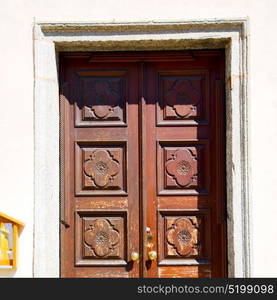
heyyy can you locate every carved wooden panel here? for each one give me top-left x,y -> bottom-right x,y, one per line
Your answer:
157,71 -> 209,125
165,216 -> 201,258
157,142 -> 208,195
75,71 -> 126,126
158,210 -> 211,266
75,211 -> 127,266
165,147 -> 198,188
83,218 -> 121,258
75,142 -> 127,195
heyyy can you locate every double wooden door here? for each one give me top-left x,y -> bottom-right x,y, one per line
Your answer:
60,50 -> 227,278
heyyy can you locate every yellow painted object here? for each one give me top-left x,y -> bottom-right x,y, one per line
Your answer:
0,213 -> 24,269
0,222 -> 10,265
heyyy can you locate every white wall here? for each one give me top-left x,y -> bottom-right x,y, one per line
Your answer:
0,0 -> 277,277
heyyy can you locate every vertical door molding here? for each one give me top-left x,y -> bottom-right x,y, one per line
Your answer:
33,19 -> 250,277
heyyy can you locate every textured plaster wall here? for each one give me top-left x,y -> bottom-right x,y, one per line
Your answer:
0,0 -> 277,277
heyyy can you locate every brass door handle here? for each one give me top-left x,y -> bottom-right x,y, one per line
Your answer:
148,250 -> 157,261
146,226 -> 153,248
130,251 -> 139,262
146,227 -> 157,261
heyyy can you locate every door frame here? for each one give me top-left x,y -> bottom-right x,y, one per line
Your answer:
33,19 -> 251,277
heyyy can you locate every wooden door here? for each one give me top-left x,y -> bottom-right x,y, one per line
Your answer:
60,50 -> 227,278
60,57 -> 141,277
142,53 -> 226,277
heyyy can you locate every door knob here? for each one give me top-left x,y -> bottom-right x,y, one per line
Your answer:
148,250 -> 157,261
130,251 -> 139,262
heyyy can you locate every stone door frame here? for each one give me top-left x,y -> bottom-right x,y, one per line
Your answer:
33,19 -> 250,277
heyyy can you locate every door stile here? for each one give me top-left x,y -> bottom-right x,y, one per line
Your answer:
60,80 -> 70,228
139,62 -> 147,278
125,63 -> 141,277
143,63 -> 159,277
215,53 -> 228,276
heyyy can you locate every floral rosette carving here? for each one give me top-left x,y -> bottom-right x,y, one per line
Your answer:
164,79 -> 200,118
166,217 -> 199,257
84,219 -> 120,257
166,149 -> 197,187
84,150 -> 119,188
86,80 -> 121,119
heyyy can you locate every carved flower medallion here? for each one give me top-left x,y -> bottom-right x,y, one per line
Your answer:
164,79 -> 201,118
95,231 -> 109,245
166,149 -> 197,187
84,150 -> 119,188
166,217 -> 199,257
95,161 -> 108,175
177,229 -> 192,244
176,160 -> 191,175
87,80 -> 121,119
84,219 -> 120,257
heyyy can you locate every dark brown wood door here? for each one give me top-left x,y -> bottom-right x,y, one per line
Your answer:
60,50 -> 227,278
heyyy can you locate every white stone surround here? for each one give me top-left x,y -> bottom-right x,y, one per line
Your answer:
33,20 -> 250,277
